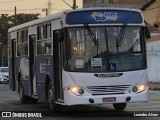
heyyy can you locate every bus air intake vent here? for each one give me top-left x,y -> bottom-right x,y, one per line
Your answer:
86,85 -> 131,95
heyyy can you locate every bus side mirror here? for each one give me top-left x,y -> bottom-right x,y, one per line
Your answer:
145,27 -> 151,39
55,29 -> 64,42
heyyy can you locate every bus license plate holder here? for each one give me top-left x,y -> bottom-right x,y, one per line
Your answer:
102,97 -> 116,102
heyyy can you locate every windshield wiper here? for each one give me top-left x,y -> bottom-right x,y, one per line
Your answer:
84,24 -> 99,46
116,23 -> 127,53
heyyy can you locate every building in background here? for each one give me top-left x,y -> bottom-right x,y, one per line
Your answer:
141,0 -> 160,31
83,0 -> 157,26
146,35 -> 160,83
83,0 -> 150,9
141,0 -> 159,25
83,0 -> 159,35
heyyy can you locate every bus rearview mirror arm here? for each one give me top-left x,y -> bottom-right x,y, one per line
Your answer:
145,27 -> 151,39
57,29 -> 64,42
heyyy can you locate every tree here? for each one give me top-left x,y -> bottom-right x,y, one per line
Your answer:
0,14 -> 11,46
0,13 -> 40,66
8,13 -> 40,26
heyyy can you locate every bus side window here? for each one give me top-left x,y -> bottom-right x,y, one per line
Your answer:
37,26 -> 43,40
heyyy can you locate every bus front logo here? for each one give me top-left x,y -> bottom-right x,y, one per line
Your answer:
104,12 -> 118,21
106,87 -> 112,91
91,11 -> 118,22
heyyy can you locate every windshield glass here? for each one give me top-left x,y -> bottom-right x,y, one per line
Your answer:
64,26 -> 146,72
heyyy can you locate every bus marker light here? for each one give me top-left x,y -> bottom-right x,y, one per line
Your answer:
128,90 -> 131,93
64,86 -> 70,91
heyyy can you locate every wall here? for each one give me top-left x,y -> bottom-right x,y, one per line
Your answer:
147,35 -> 160,82
118,0 -> 148,4
83,0 -> 148,8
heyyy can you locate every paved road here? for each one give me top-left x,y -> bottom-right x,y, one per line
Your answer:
0,84 -> 160,119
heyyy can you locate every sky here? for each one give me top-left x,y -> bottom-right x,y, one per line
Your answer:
0,0 -> 82,17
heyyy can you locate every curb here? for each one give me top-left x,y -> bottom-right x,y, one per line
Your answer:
148,82 -> 160,91
149,87 -> 160,91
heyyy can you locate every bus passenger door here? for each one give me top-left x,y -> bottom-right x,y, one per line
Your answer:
29,35 -> 37,96
53,30 -> 64,102
10,39 -> 16,91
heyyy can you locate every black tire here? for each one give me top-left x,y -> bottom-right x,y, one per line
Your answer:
19,83 -> 30,104
29,97 -> 38,104
48,86 -> 61,111
113,103 -> 127,110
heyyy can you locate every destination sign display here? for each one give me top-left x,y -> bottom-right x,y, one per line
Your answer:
66,10 -> 142,24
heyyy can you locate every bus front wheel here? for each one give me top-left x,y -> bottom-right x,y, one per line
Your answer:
113,103 -> 127,110
48,87 -> 61,111
29,97 -> 38,104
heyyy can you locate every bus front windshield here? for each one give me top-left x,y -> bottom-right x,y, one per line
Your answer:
64,26 -> 146,72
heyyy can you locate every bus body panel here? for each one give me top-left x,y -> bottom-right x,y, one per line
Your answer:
62,69 -> 148,105
63,88 -> 148,105
28,26 -> 37,35
17,56 -> 30,96
35,55 -> 53,100
62,70 -> 148,87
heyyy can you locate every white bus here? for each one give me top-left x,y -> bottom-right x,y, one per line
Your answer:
8,7 -> 150,111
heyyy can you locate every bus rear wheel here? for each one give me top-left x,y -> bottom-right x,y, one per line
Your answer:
113,103 -> 127,110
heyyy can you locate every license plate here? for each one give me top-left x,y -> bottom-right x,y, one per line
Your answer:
102,97 -> 116,102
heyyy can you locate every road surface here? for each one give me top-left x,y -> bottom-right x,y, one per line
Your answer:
0,84 -> 160,119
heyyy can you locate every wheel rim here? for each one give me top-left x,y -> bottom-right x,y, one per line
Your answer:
48,89 -> 53,104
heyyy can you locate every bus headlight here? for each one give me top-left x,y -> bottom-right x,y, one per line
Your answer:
64,86 -> 89,96
132,83 -> 148,93
71,86 -> 79,94
70,86 -> 84,95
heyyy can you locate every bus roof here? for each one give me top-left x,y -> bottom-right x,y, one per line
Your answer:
8,12 -> 63,32
8,7 -> 143,32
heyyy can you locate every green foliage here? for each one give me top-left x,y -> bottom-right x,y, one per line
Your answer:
8,13 -> 40,26
0,14 -> 10,46
0,13 -> 39,46
0,13 -> 40,66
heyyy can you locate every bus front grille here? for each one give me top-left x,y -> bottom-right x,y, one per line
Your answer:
86,85 -> 131,95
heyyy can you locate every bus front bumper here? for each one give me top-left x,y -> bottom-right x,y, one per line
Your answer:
63,89 -> 148,106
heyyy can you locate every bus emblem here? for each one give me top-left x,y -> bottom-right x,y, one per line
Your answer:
104,12 -> 118,21
94,73 -> 123,78
106,87 -> 112,91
